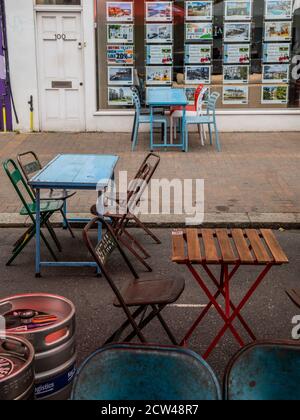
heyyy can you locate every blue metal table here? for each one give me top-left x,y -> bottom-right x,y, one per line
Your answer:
29,154 -> 119,277
147,88 -> 188,151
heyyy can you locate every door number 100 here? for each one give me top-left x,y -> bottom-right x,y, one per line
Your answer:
55,34 -> 67,40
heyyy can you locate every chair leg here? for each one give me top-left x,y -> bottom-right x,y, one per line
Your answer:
60,208 -> 75,238
152,305 -> 178,345
170,116 -> 173,144
208,123 -> 213,145
45,220 -> 62,252
130,213 -> 161,244
164,121 -> 167,144
132,120 -> 139,151
123,305 -> 163,342
214,122 -> 221,152
185,124 -> 189,152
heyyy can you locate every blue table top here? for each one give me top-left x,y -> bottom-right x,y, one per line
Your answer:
147,88 -> 188,107
29,154 -> 119,190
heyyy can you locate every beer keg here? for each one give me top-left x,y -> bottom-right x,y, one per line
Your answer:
0,335 -> 35,400
0,294 -> 76,400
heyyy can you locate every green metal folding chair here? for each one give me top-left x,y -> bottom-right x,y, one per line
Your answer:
3,159 -> 64,266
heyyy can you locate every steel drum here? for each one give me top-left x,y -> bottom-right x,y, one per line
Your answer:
0,334 -> 35,400
0,294 -> 76,400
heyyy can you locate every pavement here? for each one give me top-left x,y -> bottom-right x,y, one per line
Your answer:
0,131 -> 299,227
0,227 -> 299,380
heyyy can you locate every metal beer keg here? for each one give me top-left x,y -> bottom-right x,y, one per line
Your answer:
0,334 -> 35,400
0,294 -> 76,400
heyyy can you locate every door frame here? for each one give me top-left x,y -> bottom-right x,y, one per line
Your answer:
35,9 -> 86,132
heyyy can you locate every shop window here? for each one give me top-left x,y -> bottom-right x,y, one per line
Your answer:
95,0 -> 300,110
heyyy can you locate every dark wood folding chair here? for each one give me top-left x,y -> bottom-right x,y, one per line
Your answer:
83,216 -> 185,345
91,153 -> 161,272
17,151 -> 75,238
286,289 -> 300,309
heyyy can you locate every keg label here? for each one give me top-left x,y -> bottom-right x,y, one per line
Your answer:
35,364 -> 76,399
0,357 -> 14,379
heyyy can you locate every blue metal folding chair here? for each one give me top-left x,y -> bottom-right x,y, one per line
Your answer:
185,92 -> 221,152
72,344 -> 221,400
131,91 -> 168,151
225,341 -> 300,400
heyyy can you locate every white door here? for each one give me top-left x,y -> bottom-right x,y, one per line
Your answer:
37,12 -> 85,131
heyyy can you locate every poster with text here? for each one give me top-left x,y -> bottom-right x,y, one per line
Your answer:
106,2 -> 134,22
265,0 -> 293,20
146,2 -> 173,22
146,45 -> 173,65
263,43 -> 291,63
223,85 -> 249,104
107,24 -> 134,43
261,85 -> 288,104
146,24 -> 173,43
185,22 -> 213,41
262,64 -> 290,83
108,66 -> 134,85
224,22 -> 251,42
225,1 -> 252,21
185,44 -> 212,64
264,21 -> 292,41
108,86 -> 133,106
107,45 -> 134,65
185,1 -> 213,21
185,65 -> 211,84
223,65 -> 250,84
224,44 -> 250,64
146,66 -> 173,85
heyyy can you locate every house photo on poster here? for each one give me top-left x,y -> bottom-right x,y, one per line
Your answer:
265,0 -> 293,20
146,1 -> 173,22
108,86 -> 133,106
262,64 -> 290,83
224,23 -> 251,42
185,44 -> 212,64
185,87 -> 210,104
185,22 -> 213,41
223,65 -> 250,84
263,43 -> 291,63
146,24 -> 173,43
107,45 -> 134,65
225,1 -> 252,21
264,21 -> 292,41
146,45 -> 173,65
106,2 -> 134,22
261,85 -> 289,103
223,85 -> 249,104
224,44 -> 250,64
108,66 -> 134,85
146,66 -> 173,85
107,24 -> 134,43
185,65 -> 211,84
185,1 -> 213,21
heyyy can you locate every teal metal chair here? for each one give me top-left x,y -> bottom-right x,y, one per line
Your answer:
72,344 -> 222,400
131,91 -> 168,151
225,341 -> 300,400
3,159 -> 64,266
184,92 -> 221,152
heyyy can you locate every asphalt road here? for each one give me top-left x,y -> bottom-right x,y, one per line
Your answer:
0,227 -> 299,381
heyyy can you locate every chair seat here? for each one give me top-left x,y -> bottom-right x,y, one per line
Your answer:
20,200 -> 64,216
186,115 -> 213,124
114,276 -> 185,307
40,189 -> 76,201
139,115 -> 168,124
170,105 -> 196,115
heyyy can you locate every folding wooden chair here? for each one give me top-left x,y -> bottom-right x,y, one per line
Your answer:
91,153 -> 161,272
17,151 -> 75,238
83,216 -> 185,345
286,289 -> 300,309
3,159 -> 64,266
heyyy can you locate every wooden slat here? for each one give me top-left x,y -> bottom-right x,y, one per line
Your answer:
201,229 -> 219,263
260,229 -> 289,264
231,229 -> 254,264
172,230 -> 186,263
215,229 -> 237,263
245,229 -> 272,263
186,229 -> 202,263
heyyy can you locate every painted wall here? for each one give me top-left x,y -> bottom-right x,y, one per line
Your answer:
5,0 -> 300,133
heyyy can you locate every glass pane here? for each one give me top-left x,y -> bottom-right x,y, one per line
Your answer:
36,1 -> 81,5
95,0 -> 300,110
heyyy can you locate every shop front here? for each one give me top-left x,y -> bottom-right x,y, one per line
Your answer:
5,0 -> 300,132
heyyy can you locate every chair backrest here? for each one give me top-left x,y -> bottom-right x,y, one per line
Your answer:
194,84 -> 204,109
17,151 -> 42,183
72,343 -> 222,401
225,341 -> 300,401
132,89 -> 141,117
206,92 -> 220,116
196,87 -> 209,115
3,159 -> 36,219
83,215 -> 139,289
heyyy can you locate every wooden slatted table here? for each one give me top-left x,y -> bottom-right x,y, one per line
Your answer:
172,228 -> 289,359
